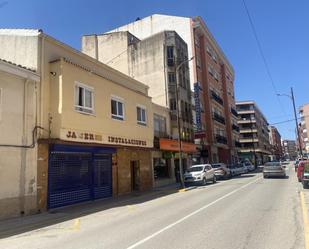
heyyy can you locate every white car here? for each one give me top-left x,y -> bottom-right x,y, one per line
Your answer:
184,164 -> 216,186
244,161 -> 255,172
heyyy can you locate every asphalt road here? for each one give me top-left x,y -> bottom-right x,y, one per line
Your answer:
0,163 -> 305,249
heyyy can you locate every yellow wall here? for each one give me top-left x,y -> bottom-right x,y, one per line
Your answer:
48,59 -> 153,147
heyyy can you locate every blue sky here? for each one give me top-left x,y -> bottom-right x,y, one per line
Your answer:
1,0 -> 308,140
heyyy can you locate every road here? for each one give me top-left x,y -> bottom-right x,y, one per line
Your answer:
0,163 -> 305,249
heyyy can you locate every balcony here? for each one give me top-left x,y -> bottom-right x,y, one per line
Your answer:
211,90 -> 223,105
239,138 -> 259,143
235,141 -> 242,147
167,58 -> 175,67
232,124 -> 240,132
237,118 -> 256,124
213,112 -> 226,125
231,107 -> 238,117
215,134 -> 227,144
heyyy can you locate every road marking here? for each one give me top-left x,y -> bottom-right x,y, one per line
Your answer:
70,219 -> 80,231
126,176 -> 262,249
300,192 -> 309,249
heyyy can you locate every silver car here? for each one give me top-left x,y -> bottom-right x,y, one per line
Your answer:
211,163 -> 231,180
263,162 -> 286,178
184,164 -> 216,185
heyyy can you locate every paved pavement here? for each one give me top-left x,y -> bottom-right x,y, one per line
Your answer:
0,163 -> 306,249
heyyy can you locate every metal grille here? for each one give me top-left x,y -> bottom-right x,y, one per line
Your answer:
93,154 -> 112,199
48,151 -> 112,209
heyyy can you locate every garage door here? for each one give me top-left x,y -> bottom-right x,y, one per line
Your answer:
48,148 -> 113,209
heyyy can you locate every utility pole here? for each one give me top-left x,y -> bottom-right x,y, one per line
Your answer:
291,87 -> 303,158
175,56 -> 194,189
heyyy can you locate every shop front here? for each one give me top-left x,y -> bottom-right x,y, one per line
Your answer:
153,138 -> 197,186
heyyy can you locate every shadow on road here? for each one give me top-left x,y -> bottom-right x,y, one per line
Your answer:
0,185 -> 181,239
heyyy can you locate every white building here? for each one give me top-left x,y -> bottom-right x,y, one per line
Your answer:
0,59 -> 40,219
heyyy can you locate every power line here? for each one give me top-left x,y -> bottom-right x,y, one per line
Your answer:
242,0 -> 288,116
270,114 -> 309,126
105,48 -> 129,65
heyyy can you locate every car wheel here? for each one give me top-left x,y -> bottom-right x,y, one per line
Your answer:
202,178 -> 207,186
213,176 -> 216,184
263,174 -> 267,178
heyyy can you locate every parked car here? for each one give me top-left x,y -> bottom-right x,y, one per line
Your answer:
297,161 -> 305,182
302,161 -> 309,188
211,163 -> 231,180
238,163 -> 248,174
184,164 -> 216,186
263,161 -> 286,178
229,163 -> 244,176
244,161 -> 255,172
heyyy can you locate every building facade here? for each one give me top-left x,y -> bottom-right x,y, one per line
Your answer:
236,101 -> 271,165
269,126 -> 283,160
300,104 -> 309,156
0,59 -> 40,219
0,29 -> 154,213
282,140 -> 298,160
82,30 -> 197,181
95,14 -> 239,164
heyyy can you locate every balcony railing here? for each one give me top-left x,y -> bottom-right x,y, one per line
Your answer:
235,140 -> 242,147
231,107 -> 238,117
211,90 -> 223,105
232,124 -> 240,132
215,134 -> 227,144
213,112 -> 226,124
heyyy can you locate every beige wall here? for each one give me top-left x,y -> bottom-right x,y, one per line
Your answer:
0,66 -> 39,219
48,59 -> 153,146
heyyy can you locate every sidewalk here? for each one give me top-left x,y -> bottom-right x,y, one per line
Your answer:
0,183 -> 181,239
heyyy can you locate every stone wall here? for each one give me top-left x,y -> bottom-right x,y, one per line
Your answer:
116,148 -> 153,195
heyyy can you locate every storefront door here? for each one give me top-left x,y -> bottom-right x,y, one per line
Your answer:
130,161 -> 140,191
48,145 -> 114,209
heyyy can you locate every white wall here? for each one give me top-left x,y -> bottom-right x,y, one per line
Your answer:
0,68 -> 38,219
108,14 -> 195,88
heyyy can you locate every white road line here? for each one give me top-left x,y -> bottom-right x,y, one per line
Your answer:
126,176 -> 262,249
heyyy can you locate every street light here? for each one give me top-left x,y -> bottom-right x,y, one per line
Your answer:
277,87 -> 303,158
175,56 -> 194,189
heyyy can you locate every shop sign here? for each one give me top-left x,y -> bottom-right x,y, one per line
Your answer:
159,138 -> 197,153
61,129 -> 149,147
194,82 -> 202,132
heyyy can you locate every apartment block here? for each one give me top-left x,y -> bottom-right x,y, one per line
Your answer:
299,104 -> 309,156
269,126 -> 283,160
236,101 -> 271,164
91,14 -> 239,164
282,140 -> 298,160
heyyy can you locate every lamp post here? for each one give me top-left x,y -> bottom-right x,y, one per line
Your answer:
277,87 -> 303,158
175,56 -> 194,189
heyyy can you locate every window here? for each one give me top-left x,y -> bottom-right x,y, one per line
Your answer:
168,73 -> 176,84
75,82 -> 94,114
137,106 -> 146,125
170,99 -> 176,111
154,114 -> 167,137
167,46 -> 174,66
111,97 -> 124,120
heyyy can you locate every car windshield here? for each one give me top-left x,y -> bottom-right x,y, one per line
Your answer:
187,166 -> 204,172
211,164 -> 221,168
265,162 -> 281,167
